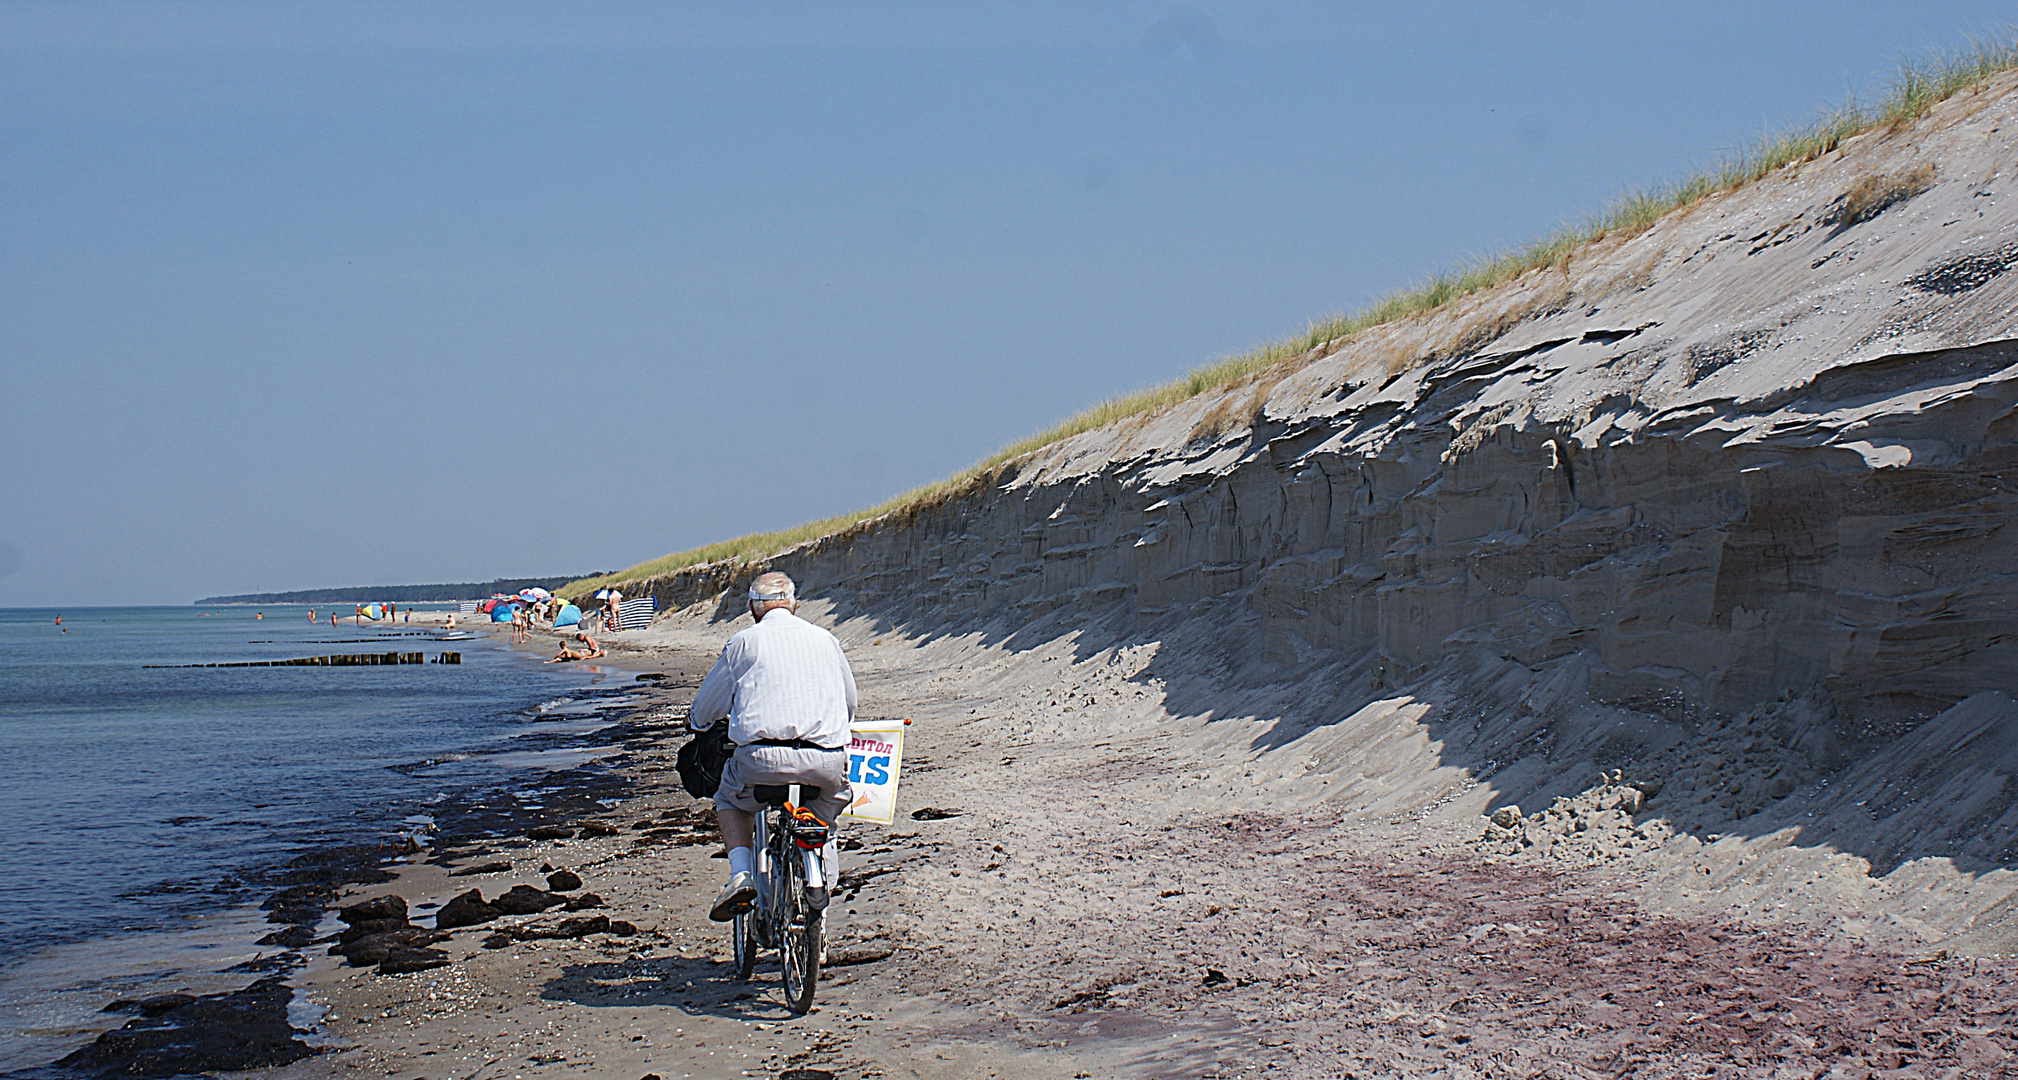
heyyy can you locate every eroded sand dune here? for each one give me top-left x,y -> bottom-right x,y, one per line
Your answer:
628,72 -> 2018,956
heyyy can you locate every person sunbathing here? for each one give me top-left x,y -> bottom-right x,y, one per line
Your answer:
547,632 -> 604,662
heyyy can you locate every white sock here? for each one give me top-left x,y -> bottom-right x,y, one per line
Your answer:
727,846 -> 753,880
820,839 -> 839,886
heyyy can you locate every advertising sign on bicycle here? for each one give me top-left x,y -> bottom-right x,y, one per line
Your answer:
840,719 -> 906,824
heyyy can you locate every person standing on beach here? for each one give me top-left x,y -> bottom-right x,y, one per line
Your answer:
308,609 -> 316,623
689,571 -> 855,922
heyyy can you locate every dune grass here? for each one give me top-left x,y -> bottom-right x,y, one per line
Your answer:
564,35 -> 2018,600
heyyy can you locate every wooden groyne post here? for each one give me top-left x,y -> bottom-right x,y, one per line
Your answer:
145,652 -> 461,668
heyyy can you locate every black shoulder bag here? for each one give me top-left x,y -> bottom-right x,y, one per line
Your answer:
676,724 -> 735,800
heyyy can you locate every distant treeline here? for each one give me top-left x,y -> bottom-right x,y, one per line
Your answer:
193,575 -> 610,605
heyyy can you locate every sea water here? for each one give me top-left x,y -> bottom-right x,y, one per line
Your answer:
0,605 -> 623,1071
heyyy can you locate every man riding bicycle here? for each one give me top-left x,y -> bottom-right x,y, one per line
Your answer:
689,571 -> 855,923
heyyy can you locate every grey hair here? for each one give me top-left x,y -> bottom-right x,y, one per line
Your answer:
747,571 -> 796,602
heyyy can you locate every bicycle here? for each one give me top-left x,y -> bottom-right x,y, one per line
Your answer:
730,783 -> 833,1013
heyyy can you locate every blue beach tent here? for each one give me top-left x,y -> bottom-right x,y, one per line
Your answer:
491,605 -> 516,623
554,604 -> 582,627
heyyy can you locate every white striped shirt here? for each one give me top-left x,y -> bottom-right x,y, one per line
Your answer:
689,609 -> 857,748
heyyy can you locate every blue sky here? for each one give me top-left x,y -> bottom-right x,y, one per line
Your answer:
3,2 -> 2011,605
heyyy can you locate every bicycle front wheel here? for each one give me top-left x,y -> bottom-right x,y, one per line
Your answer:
778,850 -> 823,1014
731,909 -> 757,981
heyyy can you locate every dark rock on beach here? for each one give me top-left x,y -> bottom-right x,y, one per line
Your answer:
577,821 -> 620,836
377,945 -> 452,975
491,884 -> 567,915
328,895 -> 423,960
259,843 -> 400,925
254,843 -> 405,928
222,952 -> 302,975
435,888 -> 502,929
512,915 -> 609,940
331,928 -> 448,967
545,869 -> 583,892
526,825 -> 576,840
563,892 -> 604,911
60,977 -> 313,1076
338,917 -> 409,944
262,882 -> 338,925
255,924 -> 317,948
102,994 -> 196,1017
338,895 -> 408,924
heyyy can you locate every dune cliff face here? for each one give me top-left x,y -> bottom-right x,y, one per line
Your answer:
638,75 -> 2018,944
778,76 -> 2018,724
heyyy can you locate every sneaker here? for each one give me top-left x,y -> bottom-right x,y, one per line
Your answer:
709,872 -> 757,922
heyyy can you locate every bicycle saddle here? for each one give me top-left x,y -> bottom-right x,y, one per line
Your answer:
752,784 -> 823,806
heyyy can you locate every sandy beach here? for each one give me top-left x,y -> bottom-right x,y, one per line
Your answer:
58,601 -> 1977,1080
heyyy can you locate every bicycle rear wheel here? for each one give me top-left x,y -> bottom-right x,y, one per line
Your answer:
778,849 -> 823,1014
